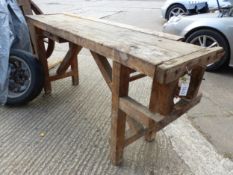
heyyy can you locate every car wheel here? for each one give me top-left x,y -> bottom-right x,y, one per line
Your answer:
166,4 -> 186,20
186,29 -> 230,71
6,49 -> 44,106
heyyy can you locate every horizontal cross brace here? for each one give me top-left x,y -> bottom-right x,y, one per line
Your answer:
122,94 -> 202,147
119,97 -> 164,124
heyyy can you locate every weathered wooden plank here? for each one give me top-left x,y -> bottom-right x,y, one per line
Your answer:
157,47 -> 224,84
90,51 -> 112,90
65,13 -> 183,41
26,14 -> 223,79
26,14 -> 201,59
27,15 -> 155,76
110,62 -> 130,165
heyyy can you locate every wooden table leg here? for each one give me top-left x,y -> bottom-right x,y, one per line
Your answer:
70,49 -> 79,86
70,56 -> 79,85
186,66 -> 205,99
144,76 -> 158,142
145,76 -> 178,141
35,27 -> 52,95
110,62 -> 130,165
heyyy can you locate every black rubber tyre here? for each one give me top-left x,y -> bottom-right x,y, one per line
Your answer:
6,49 -> 44,106
186,29 -> 230,71
166,4 -> 187,20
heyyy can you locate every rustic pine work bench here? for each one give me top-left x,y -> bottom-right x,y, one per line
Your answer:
26,13 -> 223,165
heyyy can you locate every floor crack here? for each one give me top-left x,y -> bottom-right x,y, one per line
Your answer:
100,10 -> 124,19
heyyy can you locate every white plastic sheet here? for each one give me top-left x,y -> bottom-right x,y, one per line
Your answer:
0,0 -> 31,105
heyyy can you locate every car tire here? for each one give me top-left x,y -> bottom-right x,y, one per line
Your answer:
6,49 -> 44,106
186,29 -> 230,71
166,4 -> 187,20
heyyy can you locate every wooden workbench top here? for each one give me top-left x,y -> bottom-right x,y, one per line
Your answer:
27,13 -> 223,83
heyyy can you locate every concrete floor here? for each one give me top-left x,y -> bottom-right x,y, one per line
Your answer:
0,54 -> 194,174
188,69 -> 233,160
1,50 -> 232,174
0,0 -> 233,174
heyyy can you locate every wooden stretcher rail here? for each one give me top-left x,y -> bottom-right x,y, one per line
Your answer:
123,93 -> 202,146
129,73 -> 146,81
26,13 -> 224,166
119,97 -> 164,124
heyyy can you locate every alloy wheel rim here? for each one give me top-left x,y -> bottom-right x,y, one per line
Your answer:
8,56 -> 32,98
190,35 -> 219,48
190,35 -> 220,67
169,7 -> 185,18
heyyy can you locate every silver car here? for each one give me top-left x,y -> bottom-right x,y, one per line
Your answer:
163,8 -> 233,71
161,0 -> 232,19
